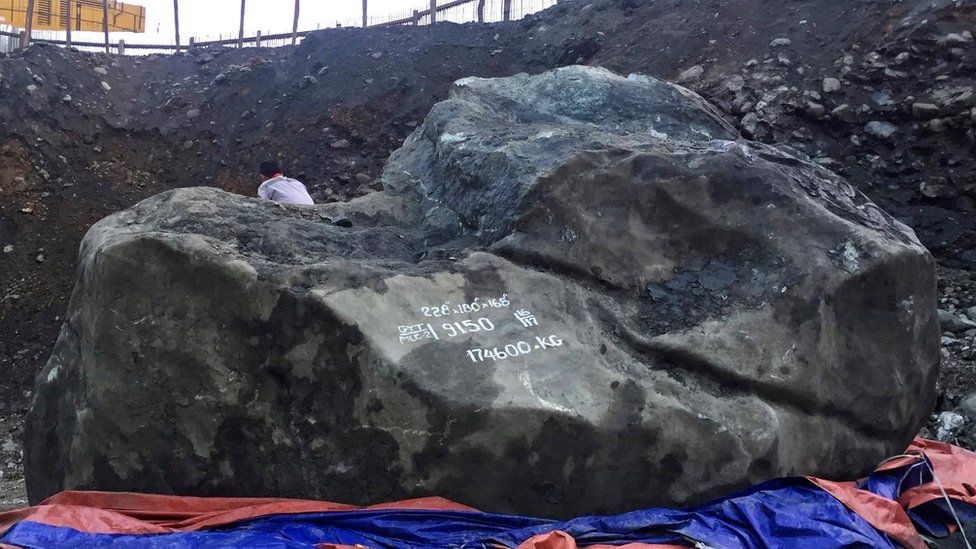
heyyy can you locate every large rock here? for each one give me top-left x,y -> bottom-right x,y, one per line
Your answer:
25,66 -> 939,517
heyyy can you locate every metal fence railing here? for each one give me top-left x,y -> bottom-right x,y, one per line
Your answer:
0,0 -> 559,55
0,24 -> 19,52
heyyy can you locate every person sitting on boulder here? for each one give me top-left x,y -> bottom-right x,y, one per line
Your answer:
257,160 -> 315,205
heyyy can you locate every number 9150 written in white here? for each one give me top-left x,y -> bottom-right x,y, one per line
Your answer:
466,335 -> 564,363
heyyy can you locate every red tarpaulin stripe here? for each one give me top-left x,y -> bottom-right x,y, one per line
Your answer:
807,477 -> 926,549
516,530 -> 687,549
0,495 -> 478,536
899,438 -> 976,511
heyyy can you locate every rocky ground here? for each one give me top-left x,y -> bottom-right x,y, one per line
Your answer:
0,0 -> 975,511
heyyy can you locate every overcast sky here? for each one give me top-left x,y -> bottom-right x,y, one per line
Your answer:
138,0 -> 459,38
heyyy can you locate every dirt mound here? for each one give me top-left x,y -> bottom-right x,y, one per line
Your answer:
0,0 -> 974,501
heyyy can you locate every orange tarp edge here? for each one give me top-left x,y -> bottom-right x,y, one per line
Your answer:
0,493 -> 476,536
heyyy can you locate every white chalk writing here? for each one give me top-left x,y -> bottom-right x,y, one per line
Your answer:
442,317 -> 495,338
421,294 -> 510,318
513,309 -> 538,328
466,335 -> 564,363
397,323 -> 439,344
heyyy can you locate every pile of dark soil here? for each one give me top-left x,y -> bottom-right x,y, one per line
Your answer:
0,0 -> 974,509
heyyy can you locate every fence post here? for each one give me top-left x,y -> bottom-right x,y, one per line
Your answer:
477,0 -> 485,22
429,0 -> 436,24
118,39 -> 125,55
255,30 -> 262,47
22,0 -> 35,49
503,0 -> 511,21
65,0 -> 72,47
188,37 -> 195,48
291,0 -> 300,45
412,9 -> 419,25
362,0 -> 367,28
238,0 -> 246,48
173,0 -> 181,53
101,0 -> 109,53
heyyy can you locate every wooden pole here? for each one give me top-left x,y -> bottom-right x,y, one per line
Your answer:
101,0 -> 109,53
22,0 -> 35,49
477,0 -> 485,23
361,0 -> 367,28
65,0 -> 72,47
412,9 -> 419,25
173,0 -> 181,53
237,0 -> 245,48
503,0 -> 511,21
429,0 -> 436,24
117,38 -> 124,55
291,0 -> 299,45
255,30 -> 261,47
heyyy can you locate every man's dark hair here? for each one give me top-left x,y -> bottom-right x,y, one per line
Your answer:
260,160 -> 281,178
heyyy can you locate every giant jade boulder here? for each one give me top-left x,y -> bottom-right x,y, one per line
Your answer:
25,66 -> 939,517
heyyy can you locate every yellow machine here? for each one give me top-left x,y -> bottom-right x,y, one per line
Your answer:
0,0 -> 146,32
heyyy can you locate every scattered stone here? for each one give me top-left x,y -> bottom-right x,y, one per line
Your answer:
186,109 -> 201,119
100,81 -> 112,92
739,112 -> 759,136
831,104 -> 852,120
25,84 -> 37,93
966,306 -> 976,322
181,140 -> 194,150
354,173 -> 372,186
939,309 -> 976,334
94,67 -> 108,76
330,139 -> 351,149
35,254 -> 44,263
677,65 -> 704,83
2,245 -> 12,254
940,32 -> 973,46
864,120 -> 897,139
726,75 -> 745,93
920,179 -> 954,199
371,51 -> 383,59
804,101 -> 826,118
912,103 -> 941,119
822,77 -> 842,93
770,38 -> 792,47
961,393 -> 976,418
62,95 -> 71,102
924,118 -> 948,133
212,73 -> 227,85
934,411 -> 966,442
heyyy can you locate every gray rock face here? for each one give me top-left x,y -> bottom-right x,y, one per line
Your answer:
25,66 -> 939,517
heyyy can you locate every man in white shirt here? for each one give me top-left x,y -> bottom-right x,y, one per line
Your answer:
257,160 -> 315,205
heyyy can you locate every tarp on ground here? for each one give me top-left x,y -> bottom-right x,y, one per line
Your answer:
0,438 -> 973,548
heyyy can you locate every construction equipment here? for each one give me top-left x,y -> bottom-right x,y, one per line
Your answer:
0,0 -> 145,32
